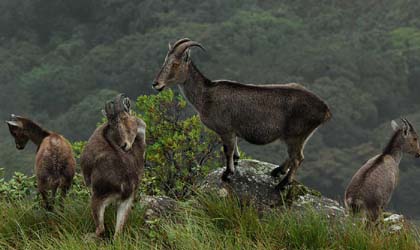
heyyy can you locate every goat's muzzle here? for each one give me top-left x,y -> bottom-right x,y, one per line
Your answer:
16,144 -> 24,150
121,142 -> 132,152
152,81 -> 165,92
416,153 -> 420,158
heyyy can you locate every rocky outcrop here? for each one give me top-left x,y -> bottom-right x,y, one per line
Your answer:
200,159 -> 405,231
140,195 -> 178,223
137,159 -> 405,232
200,159 -> 323,209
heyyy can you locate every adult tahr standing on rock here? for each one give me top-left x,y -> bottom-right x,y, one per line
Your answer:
153,38 -> 331,190
345,119 -> 420,221
81,94 -> 146,238
6,115 -> 75,210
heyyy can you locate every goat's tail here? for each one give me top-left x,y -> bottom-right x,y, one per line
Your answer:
323,109 -> 332,123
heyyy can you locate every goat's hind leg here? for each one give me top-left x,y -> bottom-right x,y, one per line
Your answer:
275,139 -> 305,191
91,195 -> 113,238
270,159 -> 291,177
58,183 -> 71,209
38,180 -> 55,211
114,194 -> 135,239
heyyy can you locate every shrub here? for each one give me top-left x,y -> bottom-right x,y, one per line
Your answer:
136,90 -> 223,198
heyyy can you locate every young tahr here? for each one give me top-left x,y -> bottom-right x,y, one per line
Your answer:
6,115 -> 76,210
81,94 -> 146,238
345,118 -> 420,221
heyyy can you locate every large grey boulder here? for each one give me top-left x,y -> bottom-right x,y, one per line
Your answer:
200,159 -> 324,209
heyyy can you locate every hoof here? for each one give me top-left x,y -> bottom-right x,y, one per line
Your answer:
270,167 -> 283,177
271,161 -> 289,177
274,177 -> 292,192
233,155 -> 240,166
221,170 -> 233,182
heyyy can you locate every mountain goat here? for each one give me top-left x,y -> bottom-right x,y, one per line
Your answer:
80,94 -> 146,238
153,38 -> 331,190
345,118 -> 420,221
6,115 -> 75,210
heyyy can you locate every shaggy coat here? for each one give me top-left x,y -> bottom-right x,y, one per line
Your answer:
153,38 -> 331,190
80,95 -> 146,238
345,119 -> 420,221
6,115 -> 75,210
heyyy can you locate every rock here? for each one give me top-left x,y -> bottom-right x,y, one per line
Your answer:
140,195 -> 177,222
383,213 -> 405,233
200,159 -> 322,209
200,159 -> 405,231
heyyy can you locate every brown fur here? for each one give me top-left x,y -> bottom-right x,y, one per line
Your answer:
6,115 -> 75,210
345,119 -> 420,221
153,38 -> 331,190
80,96 -> 146,238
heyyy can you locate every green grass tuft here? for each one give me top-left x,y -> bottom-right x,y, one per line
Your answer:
0,193 -> 419,249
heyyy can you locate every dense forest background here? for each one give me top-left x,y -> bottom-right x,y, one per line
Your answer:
1,0 -> 420,217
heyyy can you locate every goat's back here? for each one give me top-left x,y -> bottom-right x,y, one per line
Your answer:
345,154 -> 398,213
81,123 -> 145,199
201,81 -> 330,143
35,133 -> 76,188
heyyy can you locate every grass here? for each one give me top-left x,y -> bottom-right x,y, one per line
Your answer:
0,194 -> 419,250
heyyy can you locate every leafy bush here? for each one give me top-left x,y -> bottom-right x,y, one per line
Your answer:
136,89 -> 223,198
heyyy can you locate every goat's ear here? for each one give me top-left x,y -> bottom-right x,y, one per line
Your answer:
391,120 -> 400,131
6,120 -> 22,128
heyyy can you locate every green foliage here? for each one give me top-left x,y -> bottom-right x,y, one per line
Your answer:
71,141 -> 86,160
0,171 -> 36,201
136,89 -> 223,198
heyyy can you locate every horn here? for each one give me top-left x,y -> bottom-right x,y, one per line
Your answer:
169,38 -> 191,53
402,118 -> 414,131
122,97 -> 131,112
113,93 -> 131,113
173,40 -> 205,58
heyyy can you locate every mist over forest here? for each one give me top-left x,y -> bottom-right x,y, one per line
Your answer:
1,0 -> 420,218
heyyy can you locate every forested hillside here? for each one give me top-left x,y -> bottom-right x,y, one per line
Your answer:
1,0 -> 420,217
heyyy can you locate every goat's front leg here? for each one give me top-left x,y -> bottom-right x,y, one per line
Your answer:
221,135 -> 236,182
233,137 -> 240,166
91,195 -> 112,238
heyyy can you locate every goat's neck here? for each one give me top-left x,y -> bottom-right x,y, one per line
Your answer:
178,61 -> 211,112
23,120 -> 50,146
383,130 -> 404,165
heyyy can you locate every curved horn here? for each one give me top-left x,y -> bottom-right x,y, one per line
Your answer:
122,97 -> 131,112
113,94 -> 129,113
169,38 -> 191,52
173,40 -> 205,58
402,118 -> 414,131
